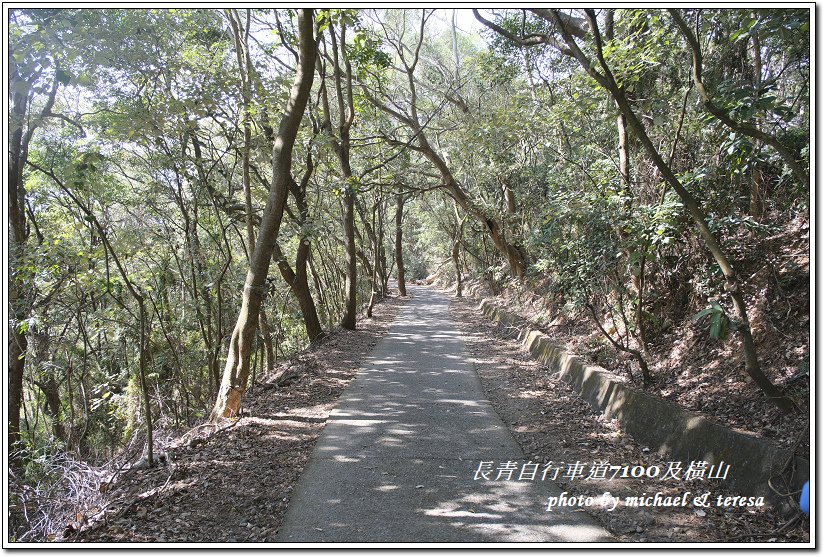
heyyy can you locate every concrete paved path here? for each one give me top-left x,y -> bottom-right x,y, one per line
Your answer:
277,286 -> 611,543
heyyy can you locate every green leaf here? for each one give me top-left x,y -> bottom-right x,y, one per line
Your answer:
692,307 -> 715,321
709,312 -> 728,340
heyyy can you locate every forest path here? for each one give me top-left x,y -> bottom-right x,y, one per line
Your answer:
277,285 -> 611,543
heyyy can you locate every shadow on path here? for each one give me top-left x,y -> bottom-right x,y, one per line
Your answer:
277,286 -> 611,543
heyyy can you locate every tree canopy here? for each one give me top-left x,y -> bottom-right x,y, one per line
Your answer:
7,9 -> 810,531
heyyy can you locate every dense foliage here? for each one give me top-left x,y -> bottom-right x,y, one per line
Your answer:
7,8 -> 809,540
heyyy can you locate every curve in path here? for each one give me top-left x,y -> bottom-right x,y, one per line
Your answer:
278,285 -> 611,543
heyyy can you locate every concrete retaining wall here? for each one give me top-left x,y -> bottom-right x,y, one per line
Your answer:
477,298 -> 808,509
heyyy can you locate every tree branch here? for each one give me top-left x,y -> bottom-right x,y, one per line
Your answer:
668,8 -> 808,186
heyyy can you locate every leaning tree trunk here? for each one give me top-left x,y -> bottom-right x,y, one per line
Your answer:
292,243 -> 324,342
273,240 -> 324,342
550,8 -> 794,412
361,19 -> 528,280
605,48 -> 793,412
229,8 -> 276,380
417,132 -> 527,278
669,10 -> 809,188
211,9 -> 317,420
287,169 -> 325,341
476,7 -> 795,412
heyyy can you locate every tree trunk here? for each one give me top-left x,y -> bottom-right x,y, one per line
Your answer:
8,140 -> 27,461
356,197 -> 380,293
137,299 -> 154,466
293,246 -> 324,342
617,113 -> 630,191
609,65 -> 792,411
186,134 -> 222,398
211,9 -> 317,419
362,19 -> 527,279
319,20 -> 359,330
288,173 -> 325,341
616,104 -> 649,356
228,8 -> 276,381
8,57 -> 37,469
8,310 -> 26,463
452,241 -> 463,298
395,184 -> 407,296
258,310 -> 275,373
366,213 -> 378,319
375,195 -> 388,297
417,133 -> 526,278
453,207 -> 466,298
484,213 -> 526,278
35,377 -> 64,442
750,167 -> 764,219
273,241 -> 324,342
548,9 -> 794,412
668,10 -> 808,188
501,177 -> 517,214
341,188 -> 358,329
